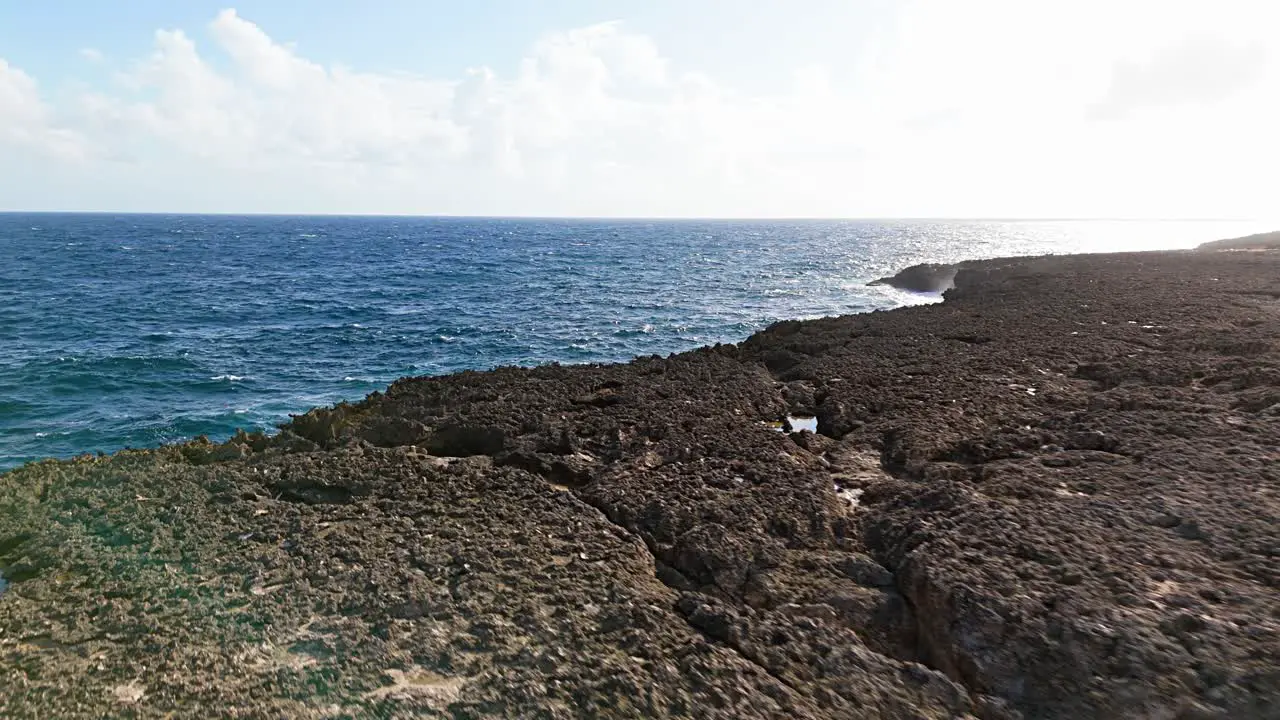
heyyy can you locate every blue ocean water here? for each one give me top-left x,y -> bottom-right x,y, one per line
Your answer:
0,214 -> 1266,470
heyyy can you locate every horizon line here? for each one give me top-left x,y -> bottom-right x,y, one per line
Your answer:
0,211 -> 1263,223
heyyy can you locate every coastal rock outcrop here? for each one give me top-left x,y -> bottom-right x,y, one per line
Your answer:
867,262 -> 960,293
1197,230 -> 1280,252
2,248 -> 1278,718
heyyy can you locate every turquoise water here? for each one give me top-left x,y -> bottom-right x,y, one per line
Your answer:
0,214 -> 1265,470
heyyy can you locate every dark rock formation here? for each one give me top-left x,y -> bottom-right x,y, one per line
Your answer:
868,262 -> 960,293
2,248 -> 1279,718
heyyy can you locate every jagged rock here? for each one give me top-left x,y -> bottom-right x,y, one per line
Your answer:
424,424 -> 506,457
2,248 -> 1279,718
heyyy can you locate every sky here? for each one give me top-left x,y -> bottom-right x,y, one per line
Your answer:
0,1 -> 1277,218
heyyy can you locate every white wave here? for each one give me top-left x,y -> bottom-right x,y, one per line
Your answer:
210,375 -> 249,382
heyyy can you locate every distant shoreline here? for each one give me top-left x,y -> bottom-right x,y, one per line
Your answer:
0,209 -> 1262,222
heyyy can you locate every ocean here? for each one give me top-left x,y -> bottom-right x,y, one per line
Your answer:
0,214 -> 1266,470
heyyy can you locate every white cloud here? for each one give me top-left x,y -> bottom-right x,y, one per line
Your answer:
2,3 -> 1278,217
0,59 -> 86,161
0,59 -> 42,127
1092,36 -> 1269,119
79,48 -> 104,63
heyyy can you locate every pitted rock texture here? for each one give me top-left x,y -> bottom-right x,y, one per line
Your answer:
2,248 -> 1278,719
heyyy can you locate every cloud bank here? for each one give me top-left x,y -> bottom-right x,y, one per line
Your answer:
1,1 -> 1277,217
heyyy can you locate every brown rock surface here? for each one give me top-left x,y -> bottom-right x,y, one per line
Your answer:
1,248 -> 1278,718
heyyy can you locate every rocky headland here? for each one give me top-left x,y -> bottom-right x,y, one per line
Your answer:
1,241 -> 1278,718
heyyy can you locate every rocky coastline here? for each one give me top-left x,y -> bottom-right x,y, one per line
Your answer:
1,242 -> 1278,718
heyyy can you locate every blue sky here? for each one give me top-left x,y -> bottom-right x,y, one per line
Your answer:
0,1 -> 1276,217
0,1 -> 886,89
